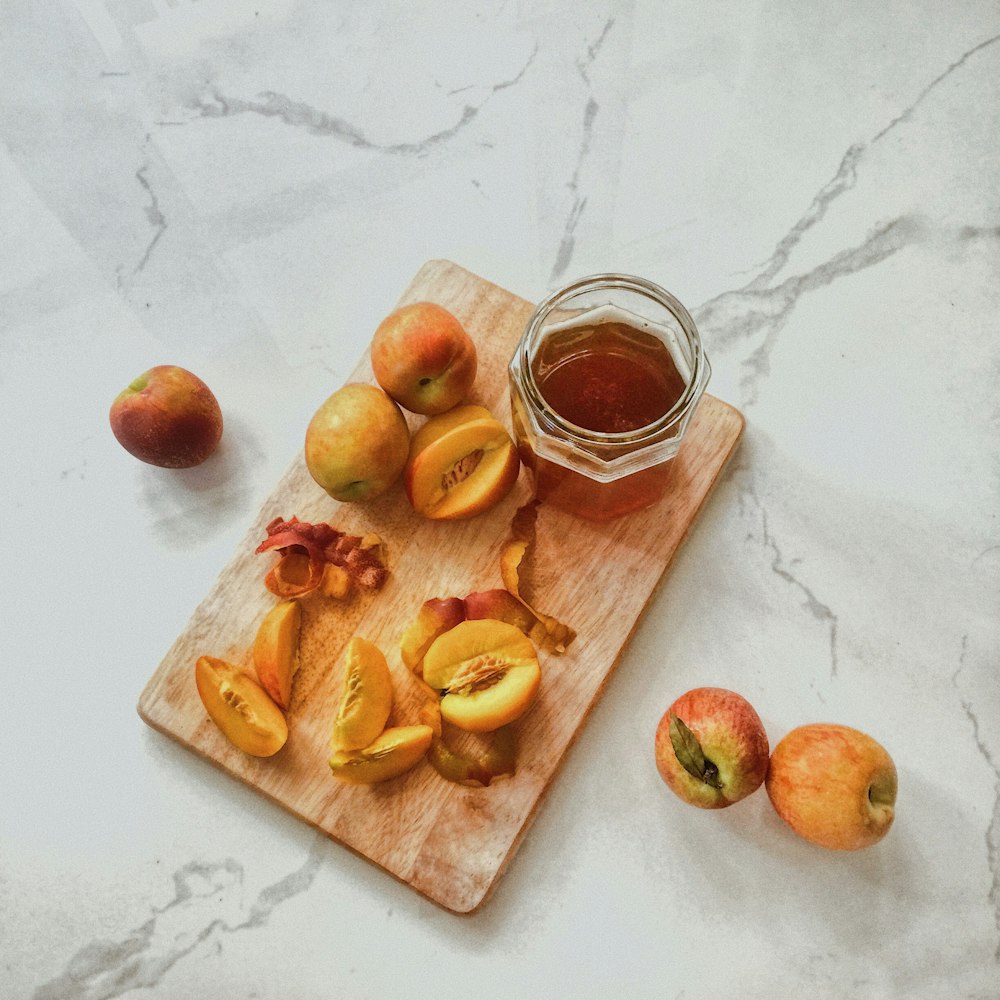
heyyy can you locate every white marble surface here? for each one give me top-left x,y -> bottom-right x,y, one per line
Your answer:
2,2 -> 998,997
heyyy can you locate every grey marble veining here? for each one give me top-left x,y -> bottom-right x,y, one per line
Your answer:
2,1 -> 998,997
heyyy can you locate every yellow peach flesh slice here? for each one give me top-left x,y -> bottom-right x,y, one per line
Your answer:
422,619 -> 541,733
251,600 -> 302,710
195,655 -> 288,757
329,725 -> 434,784
406,416 -> 519,520
330,637 -> 394,752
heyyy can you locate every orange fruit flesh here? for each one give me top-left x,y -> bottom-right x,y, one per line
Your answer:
329,725 -> 434,784
195,655 -> 288,757
405,409 -> 520,520
251,600 -> 301,709
330,636 -> 394,752
423,620 -> 541,732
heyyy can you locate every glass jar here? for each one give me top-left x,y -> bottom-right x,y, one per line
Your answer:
508,273 -> 710,521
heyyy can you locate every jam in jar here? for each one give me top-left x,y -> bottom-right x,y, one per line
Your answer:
508,274 -> 711,521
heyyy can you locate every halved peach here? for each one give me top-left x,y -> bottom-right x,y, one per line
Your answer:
252,600 -> 302,709
405,410 -> 520,520
195,655 -> 288,757
422,619 -> 541,732
329,724 -> 434,784
330,636 -> 394,752
399,596 -> 467,672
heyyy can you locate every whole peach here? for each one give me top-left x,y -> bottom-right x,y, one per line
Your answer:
654,687 -> 770,809
765,723 -> 897,850
304,383 -> 410,503
109,365 -> 223,468
371,302 -> 477,415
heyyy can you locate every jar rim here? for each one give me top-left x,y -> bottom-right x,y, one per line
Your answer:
512,273 -> 709,446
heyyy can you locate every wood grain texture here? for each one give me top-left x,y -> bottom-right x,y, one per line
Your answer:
137,259 -> 745,914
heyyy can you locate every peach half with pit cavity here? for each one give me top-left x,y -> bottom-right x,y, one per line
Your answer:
404,408 -> 520,520
422,619 -> 541,733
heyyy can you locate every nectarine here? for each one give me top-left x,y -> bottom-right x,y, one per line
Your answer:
765,723 -> 897,850
654,687 -> 769,809
371,302 -> 477,415
304,383 -> 410,503
109,365 -> 223,468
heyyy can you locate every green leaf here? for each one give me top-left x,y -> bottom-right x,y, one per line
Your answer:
668,713 -> 722,789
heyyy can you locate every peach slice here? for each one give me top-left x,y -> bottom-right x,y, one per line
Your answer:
195,655 -> 288,757
405,410 -> 520,520
252,600 -> 302,710
329,725 -> 434,784
399,596 -> 467,672
330,637 -> 394,752
422,619 -> 541,733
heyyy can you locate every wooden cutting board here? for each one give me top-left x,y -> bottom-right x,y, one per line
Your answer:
137,259 -> 744,914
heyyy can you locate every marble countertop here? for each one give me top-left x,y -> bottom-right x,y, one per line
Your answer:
3,2 -> 998,997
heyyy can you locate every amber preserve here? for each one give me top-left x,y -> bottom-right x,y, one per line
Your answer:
508,274 -> 711,522
532,320 -> 687,434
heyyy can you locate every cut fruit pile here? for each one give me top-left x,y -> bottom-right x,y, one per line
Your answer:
191,300 -> 576,789
192,497 -> 575,788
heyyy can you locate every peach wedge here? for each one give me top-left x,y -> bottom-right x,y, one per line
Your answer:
252,600 -> 302,710
405,408 -> 520,520
330,637 -> 394,752
195,655 -> 288,757
329,725 -> 434,784
422,619 -> 541,733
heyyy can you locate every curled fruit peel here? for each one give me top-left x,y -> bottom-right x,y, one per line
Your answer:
418,687 -> 517,786
257,516 -> 388,598
431,725 -> 517,785
499,500 -> 576,653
